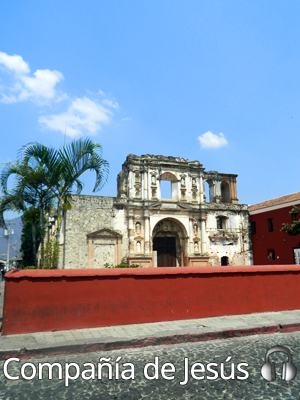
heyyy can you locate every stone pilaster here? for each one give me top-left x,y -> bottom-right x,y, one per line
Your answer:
144,211 -> 150,254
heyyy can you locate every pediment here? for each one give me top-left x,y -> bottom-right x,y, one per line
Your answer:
87,228 -> 122,238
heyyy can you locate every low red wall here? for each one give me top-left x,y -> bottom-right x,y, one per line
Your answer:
3,265 -> 300,335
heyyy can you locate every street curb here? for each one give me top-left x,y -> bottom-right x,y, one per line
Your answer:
1,322 -> 300,360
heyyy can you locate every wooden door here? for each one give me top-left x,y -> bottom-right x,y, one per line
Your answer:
153,237 -> 176,267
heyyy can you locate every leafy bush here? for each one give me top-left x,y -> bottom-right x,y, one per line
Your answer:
24,266 -> 35,269
41,241 -> 59,269
104,263 -> 142,268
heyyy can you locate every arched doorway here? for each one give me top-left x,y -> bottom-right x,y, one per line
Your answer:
221,181 -> 230,203
152,218 -> 187,267
221,256 -> 229,266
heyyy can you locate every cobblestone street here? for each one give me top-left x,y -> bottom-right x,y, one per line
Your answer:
1,330 -> 300,399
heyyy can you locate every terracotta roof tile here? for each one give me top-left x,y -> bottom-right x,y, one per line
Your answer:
248,192 -> 300,212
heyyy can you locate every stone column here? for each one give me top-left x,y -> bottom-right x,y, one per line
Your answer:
199,176 -> 204,203
215,180 -> 222,203
229,179 -> 234,201
232,178 -> 238,204
128,212 -> 134,255
144,211 -> 150,254
189,218 -> 194,254
141,172 -> 144,200
157,179 -> 161,199
209,182 -> 216,203
149,171 -> 154,199
144,170 -> 148,200
200,214 -> 206,254
234,180 -> 238,199
128,170 -> 133,199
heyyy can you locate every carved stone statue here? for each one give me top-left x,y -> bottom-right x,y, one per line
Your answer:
194,241 -> 199,253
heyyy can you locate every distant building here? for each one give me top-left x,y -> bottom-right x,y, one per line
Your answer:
249,192 -> 300,265
53,154 -> 252,269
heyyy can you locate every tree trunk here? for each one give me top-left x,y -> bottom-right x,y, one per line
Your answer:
62,209 -> 66,269
40,205 -> 44,267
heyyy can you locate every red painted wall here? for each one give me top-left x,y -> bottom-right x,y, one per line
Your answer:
250,204 -> 300,265
3,266 -> 300,335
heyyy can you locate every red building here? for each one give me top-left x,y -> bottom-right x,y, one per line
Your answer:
249,192 -> 300,265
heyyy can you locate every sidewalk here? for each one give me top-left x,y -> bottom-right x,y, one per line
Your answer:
1,304 -> 300,360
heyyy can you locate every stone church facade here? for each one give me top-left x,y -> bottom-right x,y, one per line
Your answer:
58,154 -> 252,269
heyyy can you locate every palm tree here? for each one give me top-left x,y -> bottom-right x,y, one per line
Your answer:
0,137 -> 109,268
20,137 -> 109,267
21,137 -> 109,218
0,163 -> 54,266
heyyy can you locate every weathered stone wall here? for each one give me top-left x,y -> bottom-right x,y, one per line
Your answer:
55,154 -> 252,269
205,208 -> 251,266
61,195 -> 128,269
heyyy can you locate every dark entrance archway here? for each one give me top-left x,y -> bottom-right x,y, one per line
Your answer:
152,218 -> 188,267
153,236 -> 176,267
221,256 -> 229,266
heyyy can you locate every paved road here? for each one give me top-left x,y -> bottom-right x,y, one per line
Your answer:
1,330 -> 300,399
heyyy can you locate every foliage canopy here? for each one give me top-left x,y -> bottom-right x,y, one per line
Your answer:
281,206 -> 300,236
0,137 -> 109,268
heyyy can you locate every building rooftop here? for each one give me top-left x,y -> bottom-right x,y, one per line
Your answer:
248,192 -> 300,212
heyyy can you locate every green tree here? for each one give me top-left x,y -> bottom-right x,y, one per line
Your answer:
1,137 -> 109,268
21,207 -> 41,267
0,163 -> 54,266
21,138 -> 109,233
281,206 -> 300,236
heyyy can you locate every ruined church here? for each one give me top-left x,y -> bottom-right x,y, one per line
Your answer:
55,154 -> 252,268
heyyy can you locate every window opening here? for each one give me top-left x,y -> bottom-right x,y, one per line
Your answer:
221,182 -> 230,203
217,216 -> 226,229
251,221 -> 256,235
267,249 -> 275,261
268,218 -> 274,232
205,181 -> 210,202
161,180 -> 172,199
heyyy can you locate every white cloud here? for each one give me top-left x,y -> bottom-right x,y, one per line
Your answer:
39,97 -> 112,138
102,98 -> 119,109
0,52 -> 118,137
121,117 -> 131,121
198,131 -> 228,149
0,51 -> 64,104
21,69 -> 63,101
0,51 -> 30,74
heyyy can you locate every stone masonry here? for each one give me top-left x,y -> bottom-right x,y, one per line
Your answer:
55,154 -> 252,269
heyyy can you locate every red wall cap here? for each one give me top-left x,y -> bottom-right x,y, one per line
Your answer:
5,265 -> 300,280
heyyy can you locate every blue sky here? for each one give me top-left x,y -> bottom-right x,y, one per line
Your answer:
1,1 -> 300,219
